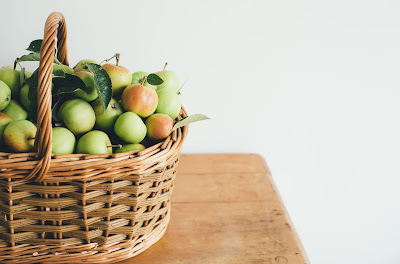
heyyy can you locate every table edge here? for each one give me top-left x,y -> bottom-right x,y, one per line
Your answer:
260,156 -> 311,264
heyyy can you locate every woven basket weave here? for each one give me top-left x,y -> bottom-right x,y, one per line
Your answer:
0,12 -> 188,263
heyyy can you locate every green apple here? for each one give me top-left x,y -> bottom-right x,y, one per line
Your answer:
0,80 -> 11,111
3,100 -> 28,121
53,64 -> 74,76
58,99 -> 95,135
115,143 -> 146,153
76,130 -> 112,154
3,120 -> 36,152
92,97 -> 123,133
121,84 -> 158,118
146,113 -> 174,141
72,71 -> 98,101
0,66 -> 21,98
0,112 -> 12,147
101,64 -> 132,96
24,70 -> 32,79
156,70 -> 179,93
19,83 -> 30,109
131,71 -> 156,90
114,112 -> 147,143
52,127 -> 76,154
156,89 -> 181,119
73,59 -> 99,72
4,66 -> 31,79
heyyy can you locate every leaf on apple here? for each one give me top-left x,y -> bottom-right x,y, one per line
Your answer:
86,63 -> 112,113
20,39 -> 59,63
27,39 -> 43,53
52,74 -> 89,96
26,69 -> 39,122
18,53 -> 40,62
19,67 -> 26,87
17,52 -> 60,64
51,74 -> 93,122
51,97 -> 66,122
147,74 -> 164,86
172,114 -> 210,131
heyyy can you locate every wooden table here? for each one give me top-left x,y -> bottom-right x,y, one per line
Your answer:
119,154 -> 309,264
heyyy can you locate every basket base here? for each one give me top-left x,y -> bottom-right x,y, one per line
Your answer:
0,212 -> 170,264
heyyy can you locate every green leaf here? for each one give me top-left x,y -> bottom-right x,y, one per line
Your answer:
27,39 -> 42,53
147,73 -> 164,86
52,74 -> 89,96
86,63 -> 112,112
173,114 -> 210,131
52,102 -> 60,122
51,96 -> 67,122
51,73 -> 90,122
27,69 -> 39,122
18,53 -> 40,62
19,67 -> 26,87
18,52 -> 59,63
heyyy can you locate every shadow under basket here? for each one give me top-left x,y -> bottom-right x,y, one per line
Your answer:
0,12 -> 188,264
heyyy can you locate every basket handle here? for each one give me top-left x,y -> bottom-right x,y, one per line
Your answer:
25,12 -> 69,182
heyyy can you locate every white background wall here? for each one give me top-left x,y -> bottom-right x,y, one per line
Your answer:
1,1 -> 400,263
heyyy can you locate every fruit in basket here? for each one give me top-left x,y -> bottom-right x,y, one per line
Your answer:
114,112 -> 147,143
2,100 -> 27,121
146,113 -> 174,140
115,143 -> 146,153
131,71 -> 156,90
0,113 -> 12,147
92,97 -> 123,133
0,80 -> 11,111
53,64 -> 74,76
58,99 -> 95,135
24,70 -> 32,79
3,120 -> 36,152
76,130 -> 112,154
0,66 -> 21,98
101,63 -> 131,96
19,83 -> 30,109
73,59 -> 99,72
52,127 -> 76,154
4,66 -> 31,79
156,89 -> 181,119
121,84 -> 158,118
156,70 -> 179,93
72,71 -> 99,101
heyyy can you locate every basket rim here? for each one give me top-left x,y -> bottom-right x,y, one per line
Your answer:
0,108 -> 188,182
0,108 -> 188,159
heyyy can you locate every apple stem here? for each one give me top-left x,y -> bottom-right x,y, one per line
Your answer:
101,53 -> 121,66
116,53 -> 120,66
108,144 -> 123,148
13,58 -> 25,73
141,76 -> 148,86
163,62 -> 168,71
13,58 -> 18,70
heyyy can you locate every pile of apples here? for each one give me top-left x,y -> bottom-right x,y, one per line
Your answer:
0,54 -> 190,155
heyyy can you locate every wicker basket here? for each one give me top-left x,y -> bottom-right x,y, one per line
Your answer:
0,12 -> 188,263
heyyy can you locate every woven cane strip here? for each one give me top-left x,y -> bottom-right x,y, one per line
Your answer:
0,157 -> 178,262
26,12 -> 69,182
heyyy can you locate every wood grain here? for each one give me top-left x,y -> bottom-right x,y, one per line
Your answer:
118,154 -> 309,264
